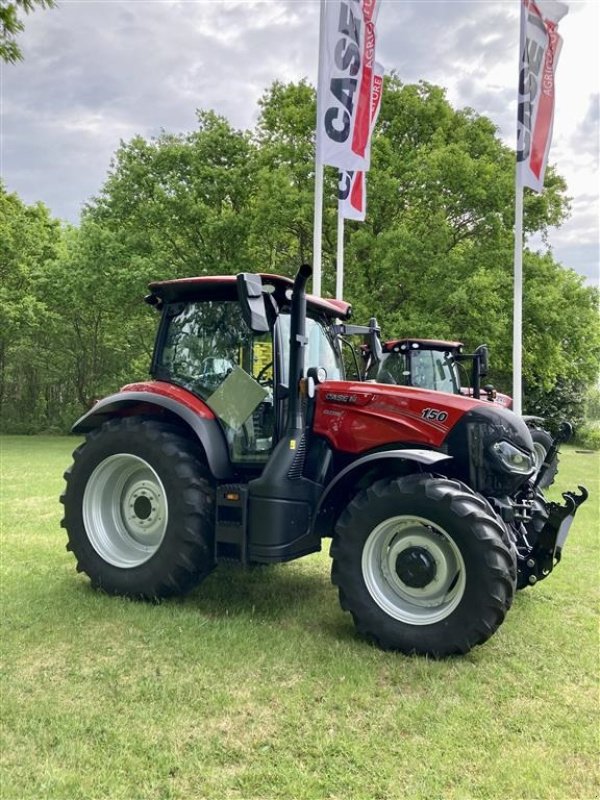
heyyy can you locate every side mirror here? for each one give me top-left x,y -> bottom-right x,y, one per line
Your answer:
236,273 -> 270,333
475,344 -> 489,377
368,317 -> 383,364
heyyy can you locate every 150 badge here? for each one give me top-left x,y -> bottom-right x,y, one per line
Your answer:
421,408 -> 448,422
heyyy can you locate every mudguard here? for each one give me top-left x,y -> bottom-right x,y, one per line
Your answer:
72,389 -> 233,479
312,448 -> 452,538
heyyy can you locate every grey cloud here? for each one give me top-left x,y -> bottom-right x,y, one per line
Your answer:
529,192 -> 599,284
377,2 -> 517,83
570,93 -> 599,167
456,74 -> 514,131
3,0 -> 315,218
550,240 -> 599,284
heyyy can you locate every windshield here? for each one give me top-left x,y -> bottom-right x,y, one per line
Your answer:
277,314 -> 344,384
369,349 -> 458,393
409,350 -> 458,393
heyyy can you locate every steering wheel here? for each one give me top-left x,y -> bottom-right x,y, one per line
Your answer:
255,361 -> 274,386
377,368 -> 397,385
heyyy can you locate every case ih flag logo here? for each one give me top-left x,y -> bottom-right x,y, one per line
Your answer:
338,62 -> 384,221
317,0 -> 381,171
517,0 -> 568,193
338,170 -> 366,221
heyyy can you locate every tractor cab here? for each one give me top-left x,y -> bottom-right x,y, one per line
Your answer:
365,337 -> 496,402
146,272 -> 348,467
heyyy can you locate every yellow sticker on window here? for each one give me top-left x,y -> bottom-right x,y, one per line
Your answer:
289,439 -> 296,450
253,341 -> 273,380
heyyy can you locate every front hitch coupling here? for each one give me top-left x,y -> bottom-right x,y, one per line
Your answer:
520,485 -> 588,586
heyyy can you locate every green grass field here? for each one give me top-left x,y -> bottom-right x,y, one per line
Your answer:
1,436 -> 598,800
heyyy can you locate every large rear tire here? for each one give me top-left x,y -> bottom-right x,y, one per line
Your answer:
331,473 -> 516,657
61,417 -> 215,598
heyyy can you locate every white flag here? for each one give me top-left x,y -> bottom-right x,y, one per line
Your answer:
339,61 -> 384,221
316,0 -> 380,172
517,0 -> 568,192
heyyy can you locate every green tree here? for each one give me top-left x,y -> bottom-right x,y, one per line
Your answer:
249,80 -> 331,274
88,111 -> 256,278
0,0 -> 55,63
0,184 -> 64,429
36,221 -> 159,412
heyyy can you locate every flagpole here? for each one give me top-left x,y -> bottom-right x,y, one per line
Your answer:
336,204 -> 344,299
312,0 -> 326,298
512,180 -> 524,416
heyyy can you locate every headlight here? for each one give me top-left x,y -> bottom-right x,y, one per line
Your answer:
490,441 -> 535,474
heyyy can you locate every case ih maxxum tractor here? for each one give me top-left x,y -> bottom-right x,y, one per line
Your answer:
364,338 -> 559,488
61,266 -> 587,657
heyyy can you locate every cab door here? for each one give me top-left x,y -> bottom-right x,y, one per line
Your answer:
155,298 -> 276,464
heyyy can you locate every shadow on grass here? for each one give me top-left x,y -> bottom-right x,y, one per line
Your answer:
52,557 -> 337,625
188,560 -> 335,621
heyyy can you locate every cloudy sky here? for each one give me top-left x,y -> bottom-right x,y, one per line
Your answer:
1,0 -> 598,283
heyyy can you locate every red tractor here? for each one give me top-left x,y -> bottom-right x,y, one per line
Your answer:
364,337 -> 559,488
61,266 -> 587,656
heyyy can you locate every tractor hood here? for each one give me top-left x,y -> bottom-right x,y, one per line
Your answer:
312,381 -> 486,452
312,380 -> 535,495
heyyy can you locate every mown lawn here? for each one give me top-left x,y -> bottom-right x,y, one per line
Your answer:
1,436 -> 598,800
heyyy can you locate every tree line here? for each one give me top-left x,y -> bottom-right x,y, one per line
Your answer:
2,77 -> 598,434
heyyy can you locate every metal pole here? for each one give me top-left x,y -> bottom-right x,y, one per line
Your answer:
512,180 -> 524,416
313,166 -> 324,298
512,0 -> 526,417
336,204 -> 344,299
312,0 -> 326,298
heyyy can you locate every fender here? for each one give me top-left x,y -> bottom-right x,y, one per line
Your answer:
312,449 -> 452,538
72,388 -> 233,479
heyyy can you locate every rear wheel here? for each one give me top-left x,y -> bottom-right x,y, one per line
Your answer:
530,428 -> 558,489
331,473 -> 516,657
61,417 -> 215,598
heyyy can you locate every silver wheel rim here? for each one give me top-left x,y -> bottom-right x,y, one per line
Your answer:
532,442 -> 547,472
83,454 -> 168,568
361,515 -> 466,625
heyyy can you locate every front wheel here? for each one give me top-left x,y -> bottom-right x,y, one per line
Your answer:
331,474 -> 516,657
61,417 -> 215,598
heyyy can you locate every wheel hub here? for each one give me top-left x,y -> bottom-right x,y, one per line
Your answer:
122,479 -> 164,541
82,454 -> 168,568
133,495 -> 152,520
361,516 -> 466,625
395,546 -> 437,588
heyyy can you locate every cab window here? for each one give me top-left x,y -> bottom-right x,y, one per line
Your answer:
410,350 -> 457,393
277,314 -> 343,384
157,301 -> 274,463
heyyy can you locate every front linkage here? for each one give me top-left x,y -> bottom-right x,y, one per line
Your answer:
511,424 -> 588,588
518,485 -> 588,588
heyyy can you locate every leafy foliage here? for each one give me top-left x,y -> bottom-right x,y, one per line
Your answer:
0,185 -> 64,429
2,78 -> 598,432
0,0 -> 55,63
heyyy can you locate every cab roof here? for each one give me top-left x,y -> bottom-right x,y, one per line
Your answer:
147,273 -> 352,321
383,337 -> 464,353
